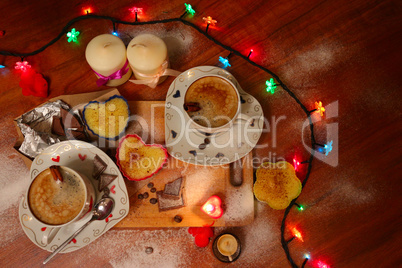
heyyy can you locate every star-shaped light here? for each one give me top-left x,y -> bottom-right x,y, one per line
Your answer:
218,56 -> 231,68
315,101 -> 325,116
129,7 -> 143,14
15,61 -> 31,72
203,16 -> 217,26
67,28 -> 80,43
291,227 -> 304,242
324,140 -> 333,156
82,7 -> 92,14
0,65 -> 5,69
266,78 -> 277,94
316,260 -> 331,268
184,3 -> 195,15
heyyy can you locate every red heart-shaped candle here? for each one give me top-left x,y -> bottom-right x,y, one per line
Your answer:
201,195 -> 223,219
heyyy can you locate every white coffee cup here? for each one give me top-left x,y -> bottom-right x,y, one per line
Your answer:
217,234 -> 238,261
26,166 -> 95,245
182,75 -> 250,134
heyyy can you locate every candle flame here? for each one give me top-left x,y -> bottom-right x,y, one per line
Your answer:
205,204 -> 215,213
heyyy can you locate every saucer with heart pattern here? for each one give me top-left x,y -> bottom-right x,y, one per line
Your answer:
19,140 -> 129,253
165,66 -> 264,166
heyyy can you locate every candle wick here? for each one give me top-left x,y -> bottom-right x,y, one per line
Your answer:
103,42 -> 112,48
131,43 -> 147,48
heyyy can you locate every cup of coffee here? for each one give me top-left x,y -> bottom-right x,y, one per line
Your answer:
26,166 -> 95,244
217,234 -> 239,261
183,75 -> 247,133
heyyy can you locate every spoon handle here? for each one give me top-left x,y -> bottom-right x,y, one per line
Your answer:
43,218 -> 93,264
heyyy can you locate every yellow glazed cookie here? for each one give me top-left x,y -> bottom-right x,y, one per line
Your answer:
253,161 -> 302,210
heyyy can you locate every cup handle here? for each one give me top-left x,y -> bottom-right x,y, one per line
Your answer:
41,227 -> 61,246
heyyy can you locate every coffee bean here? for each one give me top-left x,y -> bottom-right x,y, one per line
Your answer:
143,192 -> 149,199
204,138 -> 210,144
138,194 -> 144,199
147,182 -> 154,188
145,247 -> 153,254
199,143 -> 207,150
150,187 -> 156,193
174,215 -> 182,223
150,198 -> 157,204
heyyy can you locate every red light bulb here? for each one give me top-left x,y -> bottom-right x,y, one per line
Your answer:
129,7 -> 143,14
315,260 -> 330,268
293,157 -> 300,171
82,7 -> 92,14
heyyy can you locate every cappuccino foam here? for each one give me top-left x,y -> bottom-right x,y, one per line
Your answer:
28,168 -> 86,225
185,76 -> 238,128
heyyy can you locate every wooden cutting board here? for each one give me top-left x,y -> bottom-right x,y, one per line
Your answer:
115,101 -> 255,227
13,88 -> 255,227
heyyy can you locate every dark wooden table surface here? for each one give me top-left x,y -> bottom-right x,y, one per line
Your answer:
0,0 -> 401,267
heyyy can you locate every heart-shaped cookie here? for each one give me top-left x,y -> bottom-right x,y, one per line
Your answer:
83,95 -> 130,139
116,134 -> 168,181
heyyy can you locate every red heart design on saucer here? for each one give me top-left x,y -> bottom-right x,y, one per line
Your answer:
41,227 -> 46,231
110,185 -> 116,194
51,156 -> 60,162
105,214 -> 113,223
78,154 -> 87,161
201,196 -> 223,219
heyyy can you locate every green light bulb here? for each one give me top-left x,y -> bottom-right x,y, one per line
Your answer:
184,3 -> 195,15
67,28 -> 80,43
266,78 -> 277,94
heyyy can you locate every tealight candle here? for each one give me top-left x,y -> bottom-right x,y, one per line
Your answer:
85,34 -> 132,87
127,34 -> 180,88
201,195 -> 223,219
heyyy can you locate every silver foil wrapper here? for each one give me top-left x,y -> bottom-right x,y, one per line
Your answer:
16,100 -> 71,158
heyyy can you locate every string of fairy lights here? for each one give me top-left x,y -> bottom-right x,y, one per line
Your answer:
0,3 -> 332,268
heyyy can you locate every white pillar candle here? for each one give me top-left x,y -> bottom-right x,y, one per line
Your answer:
85,34 -> 132,87
126,34 -> 168,84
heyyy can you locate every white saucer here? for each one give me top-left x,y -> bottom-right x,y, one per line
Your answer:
19,140 -> 129,253
165,66 -> 264,166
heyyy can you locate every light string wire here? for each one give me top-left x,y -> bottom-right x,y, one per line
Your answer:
0,12 -> 317,268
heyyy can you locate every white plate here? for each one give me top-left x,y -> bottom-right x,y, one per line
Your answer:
19,140 -> 129,253
165,66 -> 264,166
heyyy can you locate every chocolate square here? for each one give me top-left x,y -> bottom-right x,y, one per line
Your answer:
61,108 -> 81,129
157,191 -> 185,212
93,154 -> 107,179
98,174 -> 117,191
163,177 -> 183,200
51,116 -> 65,136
